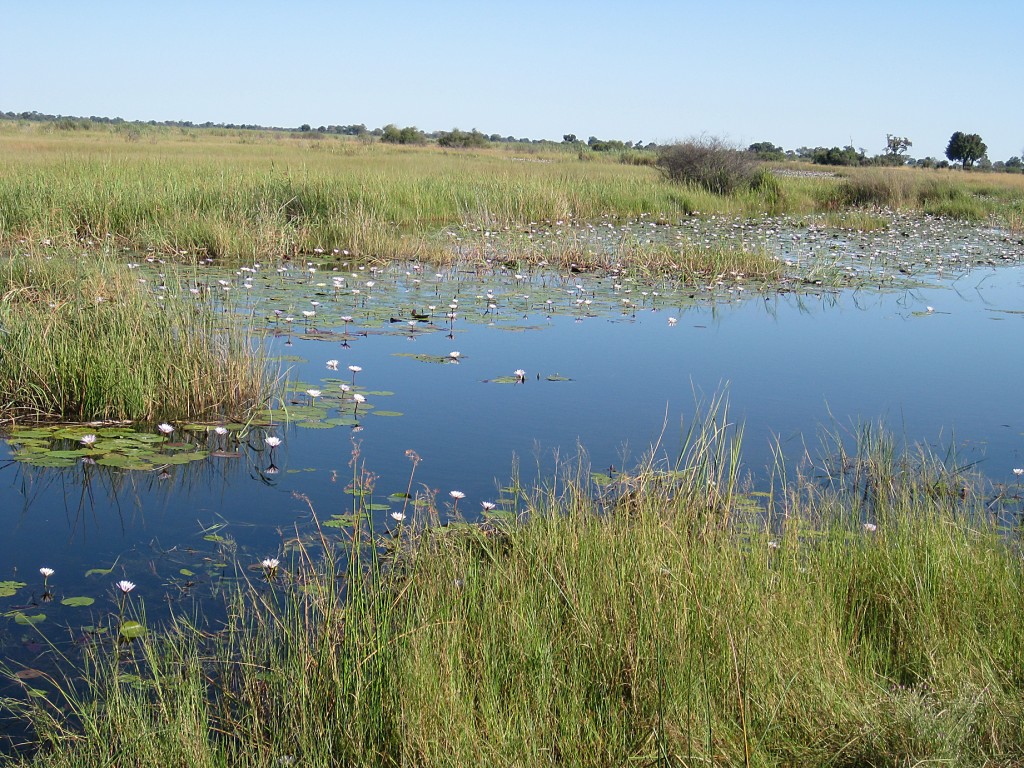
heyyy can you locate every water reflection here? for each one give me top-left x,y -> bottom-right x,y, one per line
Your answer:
1,220 -> 1022,665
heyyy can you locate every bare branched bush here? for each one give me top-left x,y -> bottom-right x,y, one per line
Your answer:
656,137 -> 762,195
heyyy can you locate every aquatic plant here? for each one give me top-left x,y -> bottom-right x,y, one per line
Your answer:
7,419 -> 1024,766
0,249 -> 273,422
260,558 -> 280,582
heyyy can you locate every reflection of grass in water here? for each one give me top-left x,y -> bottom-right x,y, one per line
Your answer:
12,405 -> 1024,766
0,249 -> 273,422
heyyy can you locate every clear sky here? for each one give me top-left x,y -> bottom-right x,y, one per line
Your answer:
3,0 -> 1021,161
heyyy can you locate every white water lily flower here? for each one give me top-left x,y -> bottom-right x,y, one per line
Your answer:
514,369 -> 526,381
449,351 -> 461,359
261,558 -> 280,570
863,522 -> 878,533
449,490 -> 466,500
214,426 -> 228,436
117,580 -> 136,594
352,393 -> 366,404
1013,468 -> 1024,476
348,365 -> 362,373
39,567 -> 54,579
80,434 -> 97,446
157,423 -> 174,435
306,389 -> 322,399
481,501 -> 496,511
264,436 -> 282,448
326,359 -> 339,370
390,511 -> 406,522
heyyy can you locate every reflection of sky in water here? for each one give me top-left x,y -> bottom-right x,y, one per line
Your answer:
1,263 -> 1022,618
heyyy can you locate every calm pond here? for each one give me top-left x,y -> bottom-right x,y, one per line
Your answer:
1,212 -> 1022,680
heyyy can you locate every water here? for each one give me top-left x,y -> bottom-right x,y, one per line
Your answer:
1,214 -> 1023,678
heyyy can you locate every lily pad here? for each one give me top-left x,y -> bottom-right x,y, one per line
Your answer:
61,596 -> 95,607
393,353 -> 453,364
161,451 -> 209,464
370,411 -> 404,417
0,581 -> 27,598
8,429 -> 54,439
119,620 -> 147,639
13,668 -> 46,680
11,612 -> 45,625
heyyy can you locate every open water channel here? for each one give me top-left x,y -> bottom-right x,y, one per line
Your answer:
1,211 -> 1022,700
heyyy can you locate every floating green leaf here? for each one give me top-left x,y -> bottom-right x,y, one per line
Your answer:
11,612 -> 45,625
61,596 -> 95,607
119,620 -> 147,639
393,353 -> 453,364
0,581 -> 27,598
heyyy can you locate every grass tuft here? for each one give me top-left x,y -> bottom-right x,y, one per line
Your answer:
0,249 -> 273,422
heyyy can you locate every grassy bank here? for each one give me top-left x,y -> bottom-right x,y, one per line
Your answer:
6,416 -> 1024,766
3,125 -> 1020,265
0,248 -> 273,422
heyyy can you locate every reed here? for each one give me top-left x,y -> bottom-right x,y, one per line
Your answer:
7,411 -> 1024,766
4,127 -> 1018,269
0,248 -> 273,422
0,127 -> 823,265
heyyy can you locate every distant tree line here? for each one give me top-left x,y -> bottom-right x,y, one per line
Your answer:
3,110 -> 1019,172
746,131 -> 1020,173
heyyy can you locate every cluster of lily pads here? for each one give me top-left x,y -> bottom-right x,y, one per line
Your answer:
5,423 -> 212,470
125,211 -> 1020,356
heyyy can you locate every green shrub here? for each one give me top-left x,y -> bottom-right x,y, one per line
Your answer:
656,138 -> 763,195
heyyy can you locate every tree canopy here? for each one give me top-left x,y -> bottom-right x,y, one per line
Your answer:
945,132 -> 987,170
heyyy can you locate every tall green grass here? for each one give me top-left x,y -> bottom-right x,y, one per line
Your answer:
825,166 -> 1024,224
7,410 -> 1024,766
0,249 -> 273,422
3,128 -> 1018,267
0,128 -> 817,263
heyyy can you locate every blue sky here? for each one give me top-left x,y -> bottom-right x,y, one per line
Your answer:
3,0 -> 1021,160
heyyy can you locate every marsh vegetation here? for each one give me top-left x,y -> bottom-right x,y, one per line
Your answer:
1,122 -> 1023,766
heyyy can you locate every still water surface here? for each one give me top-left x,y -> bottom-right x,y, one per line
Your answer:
1,216 -> 1022,669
